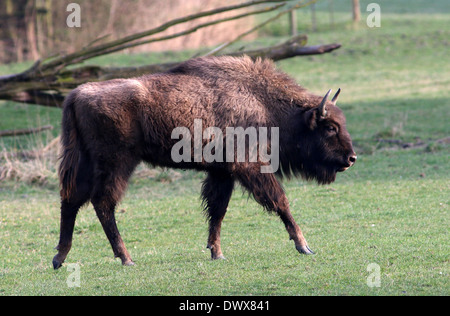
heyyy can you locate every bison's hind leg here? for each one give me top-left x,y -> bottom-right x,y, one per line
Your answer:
90,154 -> 139,266
53,153 -> 93,269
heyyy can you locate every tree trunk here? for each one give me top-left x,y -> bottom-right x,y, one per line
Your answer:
352,0 -> 360,22
0,0 -> 39,63
311,3 -> 317,32
289,10 -> 297,36
25,0 -> 39,61
329,0 -> 334,26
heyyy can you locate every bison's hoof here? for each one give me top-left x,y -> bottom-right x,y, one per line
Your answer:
52,257 -> 64,270
296,244 -> 315,255
122,260 -> 136,267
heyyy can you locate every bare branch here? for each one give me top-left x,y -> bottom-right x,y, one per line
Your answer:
90,2 -> 288,59
205,0 -> 320,56
0,125 -> 53,138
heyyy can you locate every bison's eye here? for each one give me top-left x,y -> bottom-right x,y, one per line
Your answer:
325,125 -> 338,134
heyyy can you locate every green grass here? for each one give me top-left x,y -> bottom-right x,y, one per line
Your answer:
0,0 -> 449,296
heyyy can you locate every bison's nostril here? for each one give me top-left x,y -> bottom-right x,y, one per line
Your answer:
349,155 -> 357,164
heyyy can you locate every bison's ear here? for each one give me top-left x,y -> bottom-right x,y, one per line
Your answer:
303,108 -> 318,130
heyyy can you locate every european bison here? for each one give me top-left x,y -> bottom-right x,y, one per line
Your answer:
53,56 -> 356,269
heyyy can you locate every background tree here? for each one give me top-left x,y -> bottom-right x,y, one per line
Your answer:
352,0 -> 360,22
0,0 -> 40,63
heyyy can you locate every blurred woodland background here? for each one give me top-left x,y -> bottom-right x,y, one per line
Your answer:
0,0 -> 255,63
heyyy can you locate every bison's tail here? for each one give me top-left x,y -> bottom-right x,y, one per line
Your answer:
59,91 -> 81,201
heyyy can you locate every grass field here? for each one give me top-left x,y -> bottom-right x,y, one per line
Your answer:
0,0 -> 449,296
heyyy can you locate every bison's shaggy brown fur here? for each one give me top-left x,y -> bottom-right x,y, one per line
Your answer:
53,56 -> 356,268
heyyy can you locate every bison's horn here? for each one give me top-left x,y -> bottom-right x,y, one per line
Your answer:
319,89 -> 332,117
331,88 -> 341,105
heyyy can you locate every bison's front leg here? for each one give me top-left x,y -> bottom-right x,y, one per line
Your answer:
237,171 -> 314,255
201,170 -> 235,260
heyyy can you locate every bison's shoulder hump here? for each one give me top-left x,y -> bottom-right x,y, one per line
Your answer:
168,55 -> 276,77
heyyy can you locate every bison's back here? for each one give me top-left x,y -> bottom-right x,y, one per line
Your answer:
139,70 -> 270,132
67,56 -> 305,167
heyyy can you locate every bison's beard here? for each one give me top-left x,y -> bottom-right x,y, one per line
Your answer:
304,164 -> 337,185
289,159 -> 338,185
277,143 -> 343,185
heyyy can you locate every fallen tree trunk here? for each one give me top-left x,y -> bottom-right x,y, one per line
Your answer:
0,35 -> 340,107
